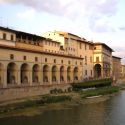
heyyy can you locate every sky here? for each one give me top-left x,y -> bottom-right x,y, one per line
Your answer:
0,0 -> 125,64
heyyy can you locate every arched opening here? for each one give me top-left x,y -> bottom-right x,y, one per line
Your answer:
32,64 -> 40,83
94,64 -> 101,78
43,65 -> 49,83
67,66 -> 71,82
21,63 -> 30,84
7,62 -> 17,84
0,63 -> 3,85
74,67 -> 78,81
52,65 -> 58,82
60,66 -> 64,82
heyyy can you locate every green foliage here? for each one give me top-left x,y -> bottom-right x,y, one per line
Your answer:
50,88 -> 63,94
72,78 -> 112,91
0,95 -> 71,114
42,95 -> 71,103
50,87 -> 73,94
81,86 -> 119,98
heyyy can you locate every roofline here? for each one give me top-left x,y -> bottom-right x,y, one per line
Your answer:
112,56 -> 121,59
67,32 -> 82,39
77,39 -> 94,45
56,31 -> 86,40
0,26 -> 17,33
55,31 -> 94,45
0,26 -> 45,38
0,26 -> 61,43
94,42 -> 114,52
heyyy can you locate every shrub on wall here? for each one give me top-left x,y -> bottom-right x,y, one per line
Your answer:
72,78 -> 112,90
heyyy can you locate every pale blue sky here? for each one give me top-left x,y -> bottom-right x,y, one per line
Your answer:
0,0 -> 125,63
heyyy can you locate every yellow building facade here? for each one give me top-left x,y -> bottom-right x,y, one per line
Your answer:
43,31 -> 94,80
93,43 -> 113,78
43,31 -> 114,79
0,26 -> 121,101
0,27 -> 83,87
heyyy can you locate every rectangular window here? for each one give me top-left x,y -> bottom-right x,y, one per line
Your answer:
61,60 -> 63,64
85,56 -> 87,65
85,70 -> 87,75
54,59 -> 56,63
3,33 -> 6,40
10,54 -> 14,60
35,57 -> 38,62
45,58 -> 47,62
11,35 -> 14,41
90,56 -> 92,63
23,56 -> 26,60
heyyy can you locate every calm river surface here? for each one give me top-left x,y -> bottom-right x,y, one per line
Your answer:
0,91 -> 125,125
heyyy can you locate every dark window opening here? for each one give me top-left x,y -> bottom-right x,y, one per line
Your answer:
3,33 -> 6,40
23,56 -> 26,60
11,35 -> 14,41
10,54 -> 14,60
45,58 -> 47,62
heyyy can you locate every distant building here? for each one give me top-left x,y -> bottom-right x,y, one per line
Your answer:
112,56 -> 122,80
121,65 -> 125,78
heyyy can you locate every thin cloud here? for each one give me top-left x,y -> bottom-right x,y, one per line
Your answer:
17,9 -> 36,20
0,0 -> 119,33
119,27 -> 125,31
0,0 -> 118,17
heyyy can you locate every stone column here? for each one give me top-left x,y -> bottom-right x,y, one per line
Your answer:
3,68 -> 7,88
0,69 -> 3,87
17,69 -> 21,86
71,68 -> 73,83
49,69 -> 52,85
57,70 -> 60,84
29,69 -> 32,86
64,69 -> 67,84
39,70 -> 42,85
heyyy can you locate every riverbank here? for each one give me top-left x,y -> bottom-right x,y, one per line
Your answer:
0,85 -> 121,118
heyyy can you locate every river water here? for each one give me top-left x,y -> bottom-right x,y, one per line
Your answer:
0,91 -> 125,125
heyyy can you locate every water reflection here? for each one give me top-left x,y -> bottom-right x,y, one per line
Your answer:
0,91 -> 125,125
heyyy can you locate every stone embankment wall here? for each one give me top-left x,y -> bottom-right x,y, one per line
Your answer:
116,78 -> 125,85
0,84 -> 71,102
